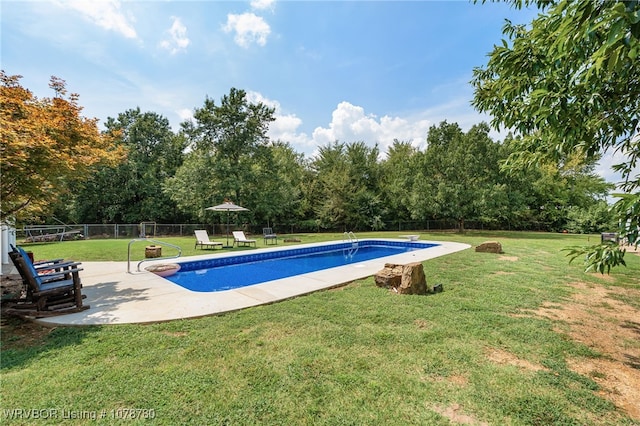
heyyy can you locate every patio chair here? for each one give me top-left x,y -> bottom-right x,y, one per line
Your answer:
194,230 -> 223,250
263,227 -> 277,245
233,231 -> 257,247
11,245 -> 78,279
11,245 -> 86,298
6,246 -> 89,317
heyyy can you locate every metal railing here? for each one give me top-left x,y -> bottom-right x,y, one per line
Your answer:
343,231 -> 358,246
127,238 -> 182,273
343,231 -> 359,260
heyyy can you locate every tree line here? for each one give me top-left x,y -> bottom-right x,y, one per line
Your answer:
10,85 -> 609,234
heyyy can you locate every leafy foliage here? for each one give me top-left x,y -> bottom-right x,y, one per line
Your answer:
472,0 -> 640,270
379,140 -> 419,222
4,71 -> 621,246
311,141 -> 384,230
0,72 -> 124,222
564,242 -> 626,274
410,122 -> 507,231
165,88 -> 278,223
71,108 -> 188,223
565,201 -> 616,234
611,192 -> 640,247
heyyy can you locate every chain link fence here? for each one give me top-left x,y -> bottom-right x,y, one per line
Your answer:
20,219 -> 559,241
22,224 -> 212,241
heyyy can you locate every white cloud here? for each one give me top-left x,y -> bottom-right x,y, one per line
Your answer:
246,90 -> 279,110
311,102 -> 432,155
257,98 -> 435,157
269,114 -> 312,148
160,17 -> 190,54
246,91 -> 312,147
246,93 -> 505,160
251,0 -> 275,11
597,142 -> 640,188
57,0 -> 137,39
176,108 -> 194,123
222,12 -> 270,48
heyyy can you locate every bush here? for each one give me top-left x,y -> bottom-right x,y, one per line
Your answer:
565,201 -> 616,234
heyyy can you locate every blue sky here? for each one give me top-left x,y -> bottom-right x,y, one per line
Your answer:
1,0 -> 631,184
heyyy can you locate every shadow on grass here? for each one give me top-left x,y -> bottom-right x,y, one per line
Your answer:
621,320 -> 640,336
625,354 -> 640,370
621,321 -> 640,370
0,281 -> 151,371
0,318 -> 101,371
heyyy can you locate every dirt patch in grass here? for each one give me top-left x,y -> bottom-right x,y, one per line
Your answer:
529,281 -> 640,420
589,272 -> 615,282
446,374 -> 469,386
622,244 -> 640,255
498,256 -> 518,262
1,274 -> 24,300
431,404 -> 489,426
486,348 -> 548,372
161,331 -> 189,337
429,373 -> 470,386
414,319 -> 431,329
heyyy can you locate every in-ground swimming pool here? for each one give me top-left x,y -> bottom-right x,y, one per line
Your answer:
165,240 -> 438,292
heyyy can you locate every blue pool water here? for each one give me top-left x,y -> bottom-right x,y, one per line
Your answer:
166,240 -> 438,292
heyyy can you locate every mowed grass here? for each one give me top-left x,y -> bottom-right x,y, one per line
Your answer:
2,231 -> 639,425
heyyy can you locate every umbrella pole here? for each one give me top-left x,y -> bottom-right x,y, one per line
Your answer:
226,211 -> 230,248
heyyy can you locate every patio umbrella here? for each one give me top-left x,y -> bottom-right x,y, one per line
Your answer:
206,201 -> 249,248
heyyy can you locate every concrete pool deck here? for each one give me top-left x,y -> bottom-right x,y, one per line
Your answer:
35,239 -> 470,326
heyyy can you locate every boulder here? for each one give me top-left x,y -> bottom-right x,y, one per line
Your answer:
374,263 -> 403,289
375,262 -> 427,295
399,262 -> 427,294
475,241 -> 503,254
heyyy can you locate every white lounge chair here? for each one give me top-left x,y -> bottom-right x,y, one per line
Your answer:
194,230 -> 223,250
233,231 -> 256,247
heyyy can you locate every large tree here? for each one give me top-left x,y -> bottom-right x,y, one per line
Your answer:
472,0 -> 640,272
72,108 -> 187,223
411,122 -> 503,232
380,140 -> 419,224
311,141 -> 384,231
254,141 -> 307,228
166,88 -> 275,222
0,72 -> 123,223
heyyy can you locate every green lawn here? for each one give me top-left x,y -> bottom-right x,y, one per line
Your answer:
2,231 -> 639,425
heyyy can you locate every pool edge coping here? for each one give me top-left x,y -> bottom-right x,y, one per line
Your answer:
35,239 -> 471,326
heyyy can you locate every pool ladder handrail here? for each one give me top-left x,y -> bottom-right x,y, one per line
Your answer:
343,231 -> 358,246
343,231 -> 359,259
127,238 -> 183,273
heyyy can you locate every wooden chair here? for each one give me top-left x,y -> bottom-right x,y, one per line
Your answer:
6,246 -> 89,317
